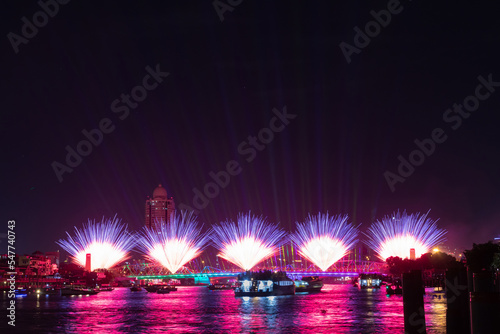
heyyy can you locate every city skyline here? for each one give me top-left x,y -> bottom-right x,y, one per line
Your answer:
4,177 -> 499,255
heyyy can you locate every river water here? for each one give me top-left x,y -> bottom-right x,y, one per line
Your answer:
2,285 -> 446,333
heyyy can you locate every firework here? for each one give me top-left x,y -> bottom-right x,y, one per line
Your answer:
210,212 -> 286,271
137,211 -> 208,274
364,210 -> 447,261
56,216 -> 135,271
290,213 -> 359,271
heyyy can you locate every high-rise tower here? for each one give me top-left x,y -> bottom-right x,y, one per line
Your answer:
145,184 -> 175,229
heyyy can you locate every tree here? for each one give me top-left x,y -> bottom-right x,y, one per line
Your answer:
386,256 -> 413,276
429,251 -> 459,270
464,242 -> 500,272
386,252 -> 460,276
493,253 -> 500,271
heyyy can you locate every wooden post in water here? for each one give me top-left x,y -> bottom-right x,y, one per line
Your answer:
445,267 -> 470,334
403,270 -> 426,334
470,271 -> 500,334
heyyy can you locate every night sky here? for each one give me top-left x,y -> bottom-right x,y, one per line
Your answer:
2,0 -> 500,255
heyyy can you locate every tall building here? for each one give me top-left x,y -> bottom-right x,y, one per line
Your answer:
45,251 -> 60,267
145,184 -> 175,229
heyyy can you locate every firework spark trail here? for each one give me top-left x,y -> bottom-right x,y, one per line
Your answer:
364,210 -> 447,260
56,215 -> 135,271
137,211 -> 208,274
210,212 -> 286,271
290,213 -> 359,271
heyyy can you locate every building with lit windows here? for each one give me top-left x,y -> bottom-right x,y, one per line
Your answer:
145,184 -> 175,229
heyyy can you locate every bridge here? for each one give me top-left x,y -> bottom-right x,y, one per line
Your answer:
125,260 -> 386,284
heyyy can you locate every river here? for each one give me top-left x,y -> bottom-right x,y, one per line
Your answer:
1,285 -> 446,333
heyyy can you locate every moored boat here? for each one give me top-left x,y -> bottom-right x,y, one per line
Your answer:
145,285 -> 159,293
61,287 -> 99,296
130,285 -> 142,292
234,271 -> 295,297
357,274 -> 382,289
145,284 -> 177,292
295,276 -> 324,293
14,288 -> 28,297
156,287 -> 170,294
98,284 -> 114,292
35,287 -> 62,295
386,284 -> 402,295
208,283 -> 234,290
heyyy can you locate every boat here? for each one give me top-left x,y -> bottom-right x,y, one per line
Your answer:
130,285 -> 142,292
357,274 -> 382,289
61,287 -> 99,296
295,276 -> 324,293
208,283 -> 234,290
156,287 -> 170,294
145,286 -> 159,293
234,271 -> 295,297
386,284 -> 403,295
35,287 -> 62,295
145,284 -> 177,292
351,277 -> 359,287
98,284 -> 114,292
14,288 -> 28,297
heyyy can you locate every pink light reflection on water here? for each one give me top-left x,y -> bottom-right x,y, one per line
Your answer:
5,285 -> 447,333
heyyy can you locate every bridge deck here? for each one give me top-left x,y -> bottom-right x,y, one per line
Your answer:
130,271 -> 380,280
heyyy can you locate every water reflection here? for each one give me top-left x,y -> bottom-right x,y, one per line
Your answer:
1,285 -> 447,333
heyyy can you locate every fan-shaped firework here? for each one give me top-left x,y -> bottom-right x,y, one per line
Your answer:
290,213 -> 359,271
137,211 -> 208,274
364,210 -> 447,260
56,216 -> 135,271
210,212 -> 286,271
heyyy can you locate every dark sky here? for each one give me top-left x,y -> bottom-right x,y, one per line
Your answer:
2,0 -> 500,255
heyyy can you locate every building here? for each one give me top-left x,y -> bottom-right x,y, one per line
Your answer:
145,184 -> 175,229
11,251 -> 59,276
45,251 -> 60,267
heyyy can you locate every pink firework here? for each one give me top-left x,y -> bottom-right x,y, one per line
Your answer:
56,216 -> 135,271
291,213 -> 359,271
364,210 -> 447,261
137,211 -> 208,274
210,212 -> 286,271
